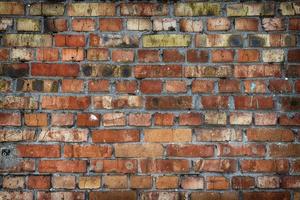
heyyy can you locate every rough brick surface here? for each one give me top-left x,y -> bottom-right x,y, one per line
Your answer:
0,1 -> 299,199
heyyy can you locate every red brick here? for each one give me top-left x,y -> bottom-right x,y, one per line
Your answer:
138,50 -> 160,62
37,192 -> 84,200
140,159 -> 190,173
247,128 -> 294,142
31,63 -> 79,77
179,112 -> 203,126
279,113 -> 300,126
165,80 -> 187,93
243,192 -> 290,200
288,49 -> 300,62
269,80 -> 292,93
163,49 -> 185,62
218,80 -> 240,93
167,144 -> 214,157
206,176 -> 229,190
191,192 -> 238,200
128,113 -> 151,126
289,18 -> 300,30
270,144 -> 300,157
235,64 -> 281,78
77,113 -> 100,127
281,97 -> 300,111
99,18 -> 122,32
232,176 -> 255,189
72,18 -> 95,31
244,80 -> 267,93
202,96 -> 229,109
0,49 -> 9,61
38,160 -> 86,173
257,176 -> 280,189
141,80 -> 164,94
17,144 -> 60,158
92,129 -> 139,143
234,96 -> 274,110
211,50 -> 234,62
235,18 -> 258,31
0,113 -> 21,126
254,112 -> 277,125
156,176 -> 179,189
240,160 -> 289,173
42,96 -> 90,110
116,80 -> 137,94
144,129 -> 192,143
154,113 -> 174,126
38,128 -> 88,142
24,113 -> 48,127
64,144 -> 112,158
115,143 -> 163,157
61,79 -> 84,93
55,34 -> 85,47
36,48 -> 59,61
28,176 -> 51,189
112,49 -> 134,62
194,159 -> 236,173
62,48 -> 84,61
90,191 -> 136,200
181,177 -> 204,189
52,113 -> 74,126
192,80 -> 214,93
52,176 -> 76,189
130,176 -> 152,189
88,80 -> 110,92
180,19 -> 202,32
219,144 -> 266,157
187,50 -> 208,63
237,49 -> 259,62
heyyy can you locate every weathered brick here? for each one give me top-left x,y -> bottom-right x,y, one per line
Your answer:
68,3 -> 115,16
175,3 -> 221,16
243,192 -> 290,200
38,128 -> 88,142
30,3 -> 64,16
235,18 -> 259,31
180,19 -> 202,32
227,2 -> 275,16
191,192 -> 238,200
257,176 -> 280,189
121,3 -> 168,16
61,79 -> 84,93
17,19 -> 40,32
79,176 -> 101,189
45,18 -> 67,32
3,176 -> 25,189
3,34 -> 52,47
240,160 -> 289,173
90,192 -> 136,200
218,144 -> 266,157
146,96 -> 192,110
127,19 -> 152,31
234,64 -> 281,78
93,96 -> 142,109
83,64 -> 131,77
207,18 -> 230,31
185,66 -> 232,78
204,111 -> 227,125
130,176 -> 152,189
232,176 -> 255,189
143,34 -> 191,47
36,48 -> 59,61
0,19 -> 13,31
187,50 -> 208,63
138,50 -> 160,62
90,34 -> 139,48
0,96 -> 38,110
270,144 -> 300,157
102,113 -> 126,126
0,129 -> 35,142
153,18 -> 176,31
52,176 -> 76,189
0,2 -> 24,15
289,18 -> 300,30
62,48 -> 84,61
280,2 -> 300,15
154,113 -> 174,126
24,113 -> 48,127
28,176 -> 51,189
112,49 -> 134,62
206,176 -> 229,190
51,113 -> 74,126
90,159 -> 137,173
37,192 -> 84,200
135,65 -> 182,78
237,49 -> 259,62
230,112 -> 252,125
196,34 -> 243,47
128,113 -> 151,126
156,176 -> 179,189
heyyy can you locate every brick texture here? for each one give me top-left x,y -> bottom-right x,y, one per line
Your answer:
0,1 -> 299,199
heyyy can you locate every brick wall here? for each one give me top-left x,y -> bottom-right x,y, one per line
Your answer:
0,1 -> 299,200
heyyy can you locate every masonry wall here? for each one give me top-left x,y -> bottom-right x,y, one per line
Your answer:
0,1 -> 300,200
